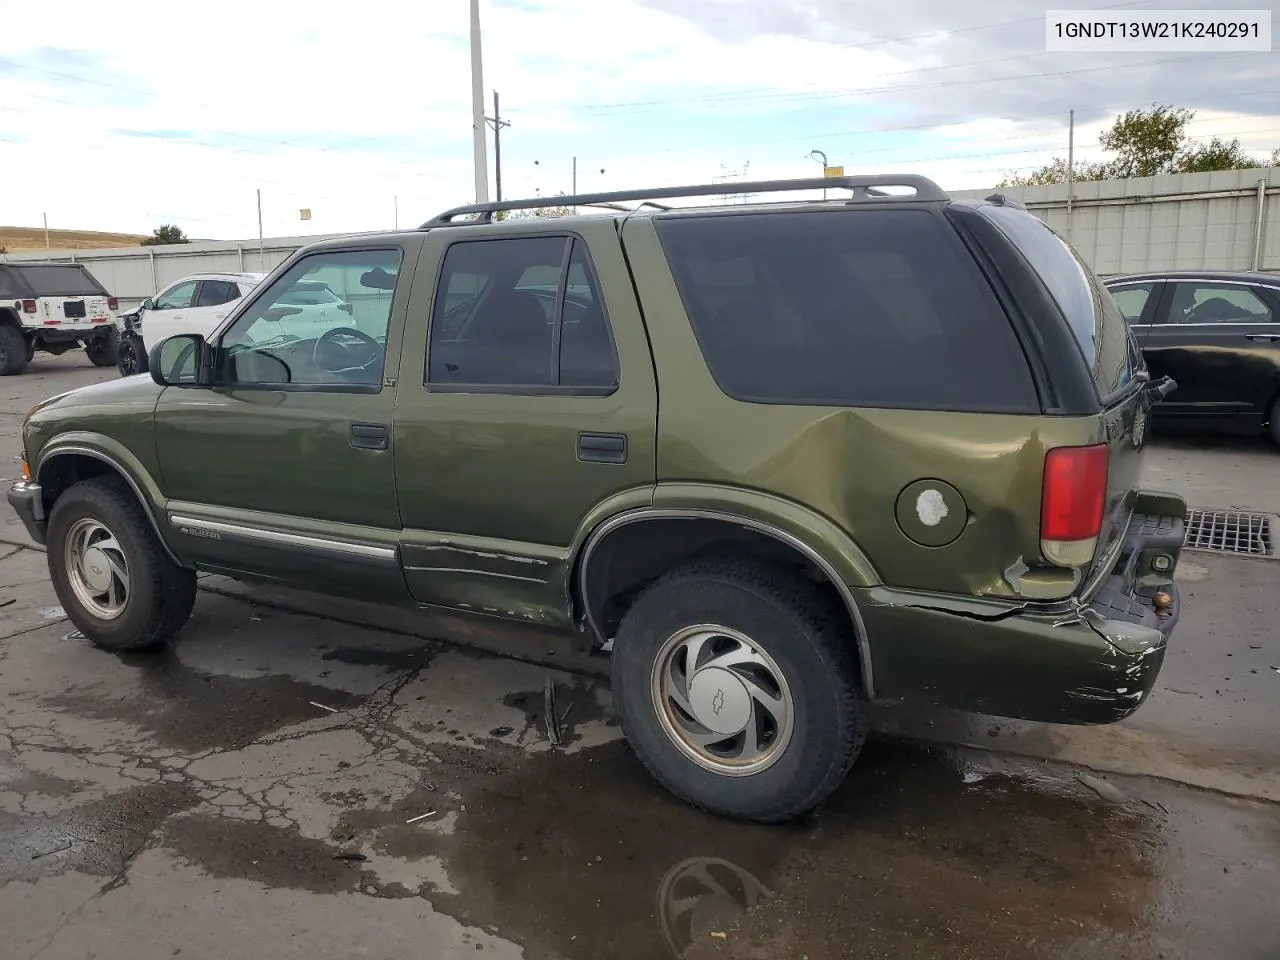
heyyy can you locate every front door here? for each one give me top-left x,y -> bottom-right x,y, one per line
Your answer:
1140,279 -> 1280,430
393,221 -> 658,626
141,278 -> 200,353
153,243 -> 420,600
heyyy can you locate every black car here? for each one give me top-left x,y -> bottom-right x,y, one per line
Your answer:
1104,270 -> 1280,445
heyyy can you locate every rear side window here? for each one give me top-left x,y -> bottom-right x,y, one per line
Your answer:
655,209 -> 1037,411
975,205 -> 1133,402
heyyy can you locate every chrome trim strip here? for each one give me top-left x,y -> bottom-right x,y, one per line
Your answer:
577,507 -> 877,700
1107,277 -> 1280,293
169,515 -> 397,564
37,446 -> 180,565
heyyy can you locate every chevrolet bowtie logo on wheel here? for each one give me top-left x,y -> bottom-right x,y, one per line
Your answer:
711,688 -> 725,716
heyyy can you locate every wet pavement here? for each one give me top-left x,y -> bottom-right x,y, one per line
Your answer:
2,558 -> 1279,960
2,361 -> 1280,959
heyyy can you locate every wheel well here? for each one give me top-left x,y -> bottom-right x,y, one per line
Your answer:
0,307 -> 27,331
576,516 -> 870,690
37,454 -> 119,514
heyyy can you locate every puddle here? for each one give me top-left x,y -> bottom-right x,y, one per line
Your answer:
0,782 -> 199,883
46,651 -> 365,752
321,643 -> 441,673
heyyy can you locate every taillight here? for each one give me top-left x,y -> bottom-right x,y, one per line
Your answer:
21,299 -> 36,314
1041,444 -> 1109,567
108,297 -> 119,311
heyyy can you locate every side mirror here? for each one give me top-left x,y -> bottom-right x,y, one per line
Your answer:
140,298 -> 155,311
149,334 -> 211,387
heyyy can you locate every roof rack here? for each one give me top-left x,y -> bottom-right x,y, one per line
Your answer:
421,174 -> 949,226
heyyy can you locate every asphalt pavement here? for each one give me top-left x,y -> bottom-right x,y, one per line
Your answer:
2,353 -> 1279,960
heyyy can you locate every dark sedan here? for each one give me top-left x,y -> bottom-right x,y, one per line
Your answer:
1104,270 -> 1280,445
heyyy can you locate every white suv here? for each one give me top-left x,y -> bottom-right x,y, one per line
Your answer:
117,272 -> 265,376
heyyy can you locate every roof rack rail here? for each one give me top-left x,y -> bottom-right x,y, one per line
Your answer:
421,174 -> 949,227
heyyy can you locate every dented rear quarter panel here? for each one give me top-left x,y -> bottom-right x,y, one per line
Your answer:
622,216 -> 1111,602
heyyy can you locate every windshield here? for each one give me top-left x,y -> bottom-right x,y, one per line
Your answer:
975,204 -> 1134,403
10,264 -> 109,297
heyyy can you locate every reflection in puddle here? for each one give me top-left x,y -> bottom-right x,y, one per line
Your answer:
657,856 -> 772,959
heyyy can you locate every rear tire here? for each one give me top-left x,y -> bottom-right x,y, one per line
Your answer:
0,324 -> 30,376
46,476 -> 196,652
610,559 -> 868,823
85,327 -> 119,367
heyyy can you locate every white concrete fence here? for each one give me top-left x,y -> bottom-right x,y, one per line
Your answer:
4,166 -> 1278,308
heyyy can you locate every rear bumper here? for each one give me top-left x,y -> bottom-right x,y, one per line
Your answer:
860,492 -> 1185,725
6,480 -> 47,546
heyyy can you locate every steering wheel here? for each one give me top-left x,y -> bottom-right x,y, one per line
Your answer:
312,327 -> 382,377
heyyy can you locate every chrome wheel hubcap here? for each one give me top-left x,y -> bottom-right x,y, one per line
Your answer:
650,624 -> 794,776
65,518 -> 130,619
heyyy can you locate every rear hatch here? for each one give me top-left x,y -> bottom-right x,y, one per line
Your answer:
10,264 -> 115,328
972,204 -> 1148,587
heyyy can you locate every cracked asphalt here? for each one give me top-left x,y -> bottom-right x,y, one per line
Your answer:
2,356 -> 1279,960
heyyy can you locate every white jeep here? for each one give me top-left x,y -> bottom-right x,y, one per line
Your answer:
0,263 -> 120,375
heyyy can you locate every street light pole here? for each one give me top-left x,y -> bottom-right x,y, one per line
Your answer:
469,0 -> 490,203
809,149 -> 828,200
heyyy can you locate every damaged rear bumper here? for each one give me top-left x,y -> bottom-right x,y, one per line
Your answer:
858,493 -> 1185,726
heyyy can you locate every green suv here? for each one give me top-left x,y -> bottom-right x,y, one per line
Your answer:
7,176 -> 1186,822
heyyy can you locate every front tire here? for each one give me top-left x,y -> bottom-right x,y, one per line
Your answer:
116,333 -> 148,376
611,559 -> 868,823
46,476 -> 197,652
0,324 -> 30,376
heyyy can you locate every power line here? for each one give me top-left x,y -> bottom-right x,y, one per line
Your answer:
567,51 -> 1272,116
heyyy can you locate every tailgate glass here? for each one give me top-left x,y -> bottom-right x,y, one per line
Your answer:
12,264 -> 109,297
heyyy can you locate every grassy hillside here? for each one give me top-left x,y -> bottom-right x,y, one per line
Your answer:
0,225 -> 146,253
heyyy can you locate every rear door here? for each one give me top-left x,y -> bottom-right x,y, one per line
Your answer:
1140,279 -> 1280,429
392,219 -> 658,626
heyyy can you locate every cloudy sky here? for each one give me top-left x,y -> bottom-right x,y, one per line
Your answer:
1,0 -> 1277,240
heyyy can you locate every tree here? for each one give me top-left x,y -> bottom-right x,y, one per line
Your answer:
140,224 -> 189,246
1177,137 -> 1265,174
496,192 -> 577,220
1099,104 -> 1192,178
998,103 -> 1276,187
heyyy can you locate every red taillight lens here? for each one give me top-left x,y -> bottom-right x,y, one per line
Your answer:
1041,444 -> 1109,543
108,297 -> 119,311
21,299 -> 36,314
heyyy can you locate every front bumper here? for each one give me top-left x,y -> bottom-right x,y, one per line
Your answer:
860,494 -> 1185,726
6,480 -> 47,545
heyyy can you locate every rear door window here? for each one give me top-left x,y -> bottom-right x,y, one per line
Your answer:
654,209 -> 1037,412
975,205 -> 1134,403
196,279 -> 241,307
1162,282 -> 1275,325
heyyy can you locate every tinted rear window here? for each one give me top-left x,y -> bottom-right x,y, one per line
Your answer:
11,264 -> 108,297
655,209 -> 1037,412
975,205 -> 1133,402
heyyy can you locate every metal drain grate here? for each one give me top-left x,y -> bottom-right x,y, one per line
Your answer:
1183,510 -> 1273,556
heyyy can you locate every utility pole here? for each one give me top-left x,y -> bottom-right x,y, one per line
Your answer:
256,189 -> 264,267
485,91 -> 510,201
1066,109 -> 1075,239
469,0 -> 490,203
43,212 -> 50,249
572,156 -> 577,195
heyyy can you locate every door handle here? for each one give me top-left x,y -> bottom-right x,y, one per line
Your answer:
578,432 -> 627,464
350,422 -> 389,451
1245,332 -> 1280,342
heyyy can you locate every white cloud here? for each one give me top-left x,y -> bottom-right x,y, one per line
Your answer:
1,0 -> 1277,240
